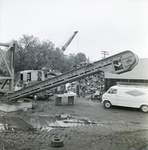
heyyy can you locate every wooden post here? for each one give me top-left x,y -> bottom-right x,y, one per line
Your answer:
9,43 -> 15,91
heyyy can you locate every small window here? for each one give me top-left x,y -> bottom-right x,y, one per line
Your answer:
113,59 -> 123,71
37,71 -> 42,81
108,88 -> 117,94
20,74 -> 23,81
27,72 -> 31,81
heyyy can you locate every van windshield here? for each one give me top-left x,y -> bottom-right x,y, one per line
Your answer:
108,88 -> 117,94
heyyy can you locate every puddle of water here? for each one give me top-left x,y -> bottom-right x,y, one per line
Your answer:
29,114 -> 101,132
39,126 -> 53,132
0,114 -> 101,132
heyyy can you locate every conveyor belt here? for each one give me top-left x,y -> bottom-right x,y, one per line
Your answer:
6,50 -> 138,101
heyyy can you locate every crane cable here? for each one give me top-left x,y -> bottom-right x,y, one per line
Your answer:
75,32 -> 80,54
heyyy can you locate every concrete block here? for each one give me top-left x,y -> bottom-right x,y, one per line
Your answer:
68,96 -> 74,104
55,97 -> 62,106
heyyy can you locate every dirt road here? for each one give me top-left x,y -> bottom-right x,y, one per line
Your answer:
0,95 -> 148,150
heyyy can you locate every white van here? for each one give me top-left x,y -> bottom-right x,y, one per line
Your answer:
101,83 -> 148,112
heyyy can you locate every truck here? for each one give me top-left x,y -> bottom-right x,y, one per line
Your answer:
101,82 -> 148,112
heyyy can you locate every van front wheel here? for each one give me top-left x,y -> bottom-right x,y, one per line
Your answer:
104,101 -> 111,109
140,105 -> 148,113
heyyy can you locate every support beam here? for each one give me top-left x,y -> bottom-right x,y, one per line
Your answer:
0,42 -> 15,92
0,77 -> 12,80
0,43 -> 14,65
0,51 -> 11,76
9,44 -> 15,91
0,42 -> 11,47
1,79 -> 8,89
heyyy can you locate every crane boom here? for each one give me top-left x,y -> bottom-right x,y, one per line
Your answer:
6,50 -> 138,101
61,31 -> 78,51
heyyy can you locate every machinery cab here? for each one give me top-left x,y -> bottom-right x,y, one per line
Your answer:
14,70 -> 46,91
20,70 -> 45,82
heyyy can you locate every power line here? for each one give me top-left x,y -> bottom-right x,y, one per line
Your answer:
101,51 -> 109,59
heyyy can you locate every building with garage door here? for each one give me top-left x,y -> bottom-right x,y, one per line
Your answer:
104,58 -> 148,91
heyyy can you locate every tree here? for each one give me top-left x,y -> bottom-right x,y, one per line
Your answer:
68,52 -> 88,69
75,52 -> 88,64
15,35 -> 39,72
14,34 -> 88,74
14,35 -> 55,73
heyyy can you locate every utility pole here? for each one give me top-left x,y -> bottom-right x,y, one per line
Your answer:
101,51 -> 109,59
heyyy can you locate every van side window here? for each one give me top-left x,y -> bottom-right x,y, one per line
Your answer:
108,88 -> 117,94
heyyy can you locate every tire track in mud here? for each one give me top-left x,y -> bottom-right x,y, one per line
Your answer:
1,115 -> 148,150
0,123 -> 147,142
0,125 -> 148,150
0,130 -> 66,142
0,119 -> 147,142
0,115 -> 102,145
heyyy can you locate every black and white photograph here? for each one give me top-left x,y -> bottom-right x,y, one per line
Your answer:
0,0 -> 148,149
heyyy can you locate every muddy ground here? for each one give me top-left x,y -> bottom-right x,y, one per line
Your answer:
0,95 -> 148,150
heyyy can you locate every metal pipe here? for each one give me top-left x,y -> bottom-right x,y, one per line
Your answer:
0,42 -> 11,47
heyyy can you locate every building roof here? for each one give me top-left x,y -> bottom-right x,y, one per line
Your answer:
105,58 -> 148,80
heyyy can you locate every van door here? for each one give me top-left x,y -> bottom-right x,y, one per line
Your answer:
117,89 -> 145,108
107,88 -> 118,105
116,89 -> 129,107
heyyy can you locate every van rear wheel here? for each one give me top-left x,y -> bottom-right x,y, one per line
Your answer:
140,105 -> 148,113
104,101 -> 111,109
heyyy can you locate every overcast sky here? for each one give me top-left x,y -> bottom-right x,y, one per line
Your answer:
0,0 -> 148,61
